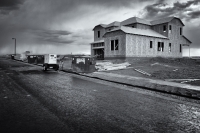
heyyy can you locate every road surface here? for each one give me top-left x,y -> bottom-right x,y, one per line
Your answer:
0,57 -> 200,133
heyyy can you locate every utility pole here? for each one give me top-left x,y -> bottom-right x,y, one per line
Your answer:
12,38 -> 16,55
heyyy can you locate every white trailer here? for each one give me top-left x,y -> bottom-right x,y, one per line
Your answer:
43,54 -> 59,71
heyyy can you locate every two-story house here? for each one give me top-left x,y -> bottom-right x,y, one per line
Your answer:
91,17 -> 191,59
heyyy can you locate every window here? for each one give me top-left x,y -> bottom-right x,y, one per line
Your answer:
158,42 -> 161,51
180,44 -> 182,53
163,25 -> 166,32
98,31 -> 100,38
111,39 -> 119,51
158,42 -> 164,52
169,25 -> 172,30
150,41 -> 153,48
111,40 -> 114,51
162,42 -> 164,51
169,25 -> 172,33
180,27 -> 182,35
169,43 -> 171,52
115,40 -> 119,50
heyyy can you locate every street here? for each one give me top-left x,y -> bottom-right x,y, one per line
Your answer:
0,57 -> 200,133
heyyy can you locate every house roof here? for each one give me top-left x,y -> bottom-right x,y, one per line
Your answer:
182,35 -> 192,43
150,17 -> 185,26
104,26 -> 168,39
90,40 -> 104,44
121,17 -> 152,26
106,21 -> 120,28
92,24 -> 107,30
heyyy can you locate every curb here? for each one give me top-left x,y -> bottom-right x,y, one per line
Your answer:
79,73 -> 200,100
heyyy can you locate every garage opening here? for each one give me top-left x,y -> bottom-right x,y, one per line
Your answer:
94,48 -> 104,60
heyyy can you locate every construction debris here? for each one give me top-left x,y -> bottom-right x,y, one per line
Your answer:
134,69 -> 151,76
96,61 -> 131,71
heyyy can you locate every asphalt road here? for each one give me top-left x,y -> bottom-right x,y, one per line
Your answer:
0,57 -> 200,133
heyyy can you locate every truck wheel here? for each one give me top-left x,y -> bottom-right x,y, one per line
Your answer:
55,66 -> 59,71
43,65 -> 47,71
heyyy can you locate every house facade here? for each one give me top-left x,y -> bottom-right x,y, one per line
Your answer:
91,17 -> 191,59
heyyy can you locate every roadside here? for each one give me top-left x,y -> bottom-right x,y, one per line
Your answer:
3,56 -> 200,99
96,57 -> 200,86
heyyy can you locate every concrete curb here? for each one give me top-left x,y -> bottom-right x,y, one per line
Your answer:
81,73 -> 200,100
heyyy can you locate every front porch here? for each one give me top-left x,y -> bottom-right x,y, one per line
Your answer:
91,40 -> 104,60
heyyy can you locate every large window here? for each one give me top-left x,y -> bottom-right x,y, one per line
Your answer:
158,42 -> 164,52
111,39 -> 119,51
115,40 -> 119,50
163,25 -> 166,32
150,41 -> 153,48
169,43 -> 171,52
111,40 -> 114,51
169,25 -> 172,33
180,44 -> 182,53
180,28 -> 182,35
98,31 -> 100,38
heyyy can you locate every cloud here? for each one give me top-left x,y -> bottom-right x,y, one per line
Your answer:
143,0 -> 200,20
30,29 -> 73,44
187,10 -> 200,19
0,0 -> 25,14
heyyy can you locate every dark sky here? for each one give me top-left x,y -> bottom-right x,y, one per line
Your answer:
0,0 -> 199,56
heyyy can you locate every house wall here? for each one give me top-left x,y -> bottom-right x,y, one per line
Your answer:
91,44 -> 94,56
168,18 -> 184,41
136,23 -> 151,29
125,23 -> 151,29
105,26 -> 118,32
93,26 -> 106,41
168,18 -> 190,56
104,31 -> 126,58
152,23 -> 168,37
125,34 -> 179,57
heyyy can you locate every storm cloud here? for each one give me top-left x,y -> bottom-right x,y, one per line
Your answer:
0,0 -> 25,14
143,0 -> 200,20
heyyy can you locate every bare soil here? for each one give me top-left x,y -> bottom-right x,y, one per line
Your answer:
106,57 -> 200,86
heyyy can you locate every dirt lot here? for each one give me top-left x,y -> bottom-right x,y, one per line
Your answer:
104,57 -> 200,86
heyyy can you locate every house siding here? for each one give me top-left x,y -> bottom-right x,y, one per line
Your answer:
168,19 -> 183,41
126,34 -> 174,57
168,18 -> 190,57
125,23 -> 151,29
152,23 -> 169,37
136,23 -> 151,29
94,26 -> 106,41
104,31 -> 126,58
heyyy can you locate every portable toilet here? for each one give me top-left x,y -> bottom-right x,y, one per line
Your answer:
71,56 -> 96,73
36,55 -> 44,64
27,55 -> 37,64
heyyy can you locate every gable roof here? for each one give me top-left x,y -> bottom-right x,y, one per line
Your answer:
150,17 -> 185,26
106,21 -> 120,28
104,26 -> 168,39
182,35 -> 192,43
121,17 -> 152,26
92,24 -> 107,30
90,39 -> 104,44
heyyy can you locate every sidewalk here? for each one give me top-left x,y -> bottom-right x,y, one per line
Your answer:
82,71 -> 200,99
